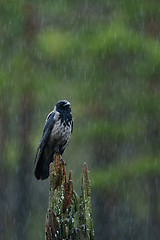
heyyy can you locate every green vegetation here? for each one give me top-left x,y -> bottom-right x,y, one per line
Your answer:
91,157 -> 160,189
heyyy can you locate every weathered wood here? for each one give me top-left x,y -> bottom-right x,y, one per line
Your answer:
78,163 -> 94,240
45,153 -> 94,240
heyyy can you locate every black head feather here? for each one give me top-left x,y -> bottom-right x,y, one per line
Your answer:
56,100 -> 71,115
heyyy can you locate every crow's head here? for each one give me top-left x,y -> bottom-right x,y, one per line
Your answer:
55,100 -> 71,114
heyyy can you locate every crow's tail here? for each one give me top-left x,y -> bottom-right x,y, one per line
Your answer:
34,147 -> 53,180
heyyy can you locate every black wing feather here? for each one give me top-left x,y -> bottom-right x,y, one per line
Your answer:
71,120 -> 73,133
34,112 -> 55,163
34,112 -> 55,179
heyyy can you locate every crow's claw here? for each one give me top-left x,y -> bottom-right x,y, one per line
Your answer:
60,157 -> 67,166
54,148 -> 61,155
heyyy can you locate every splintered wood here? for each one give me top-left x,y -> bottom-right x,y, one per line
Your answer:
45,153 -> 94,240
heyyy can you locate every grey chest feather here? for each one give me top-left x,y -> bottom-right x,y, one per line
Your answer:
50,119 -> 72,145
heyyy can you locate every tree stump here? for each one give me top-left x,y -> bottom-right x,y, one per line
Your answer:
45,153 -> 94,240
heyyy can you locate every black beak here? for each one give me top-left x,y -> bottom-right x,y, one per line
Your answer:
64,102 -> 71,107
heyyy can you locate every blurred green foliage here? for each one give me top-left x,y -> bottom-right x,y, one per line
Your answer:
0,0 -> 160,240
91,157 -> 160,189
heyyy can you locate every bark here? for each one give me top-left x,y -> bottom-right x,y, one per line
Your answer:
45,153 -> 94,240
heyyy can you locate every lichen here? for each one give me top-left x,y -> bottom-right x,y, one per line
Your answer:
45,154 -> 94,240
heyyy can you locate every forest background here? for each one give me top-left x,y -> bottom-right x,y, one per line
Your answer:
0,1 -> 160,240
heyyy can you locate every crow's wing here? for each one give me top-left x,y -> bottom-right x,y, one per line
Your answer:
34,111 -> 55,164
71,120 -> 73,133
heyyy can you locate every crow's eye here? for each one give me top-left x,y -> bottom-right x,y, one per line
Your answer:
62,102 -> 67,107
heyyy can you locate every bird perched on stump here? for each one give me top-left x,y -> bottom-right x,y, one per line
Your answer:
34,100 -> 73,180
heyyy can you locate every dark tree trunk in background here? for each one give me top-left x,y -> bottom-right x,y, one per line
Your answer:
14,4 -> 38,239
23,2 -> 39,46
15,92 -> 34,240
147,77 -> 160,238
0,97 -> 10,240
148,176 -> 160,239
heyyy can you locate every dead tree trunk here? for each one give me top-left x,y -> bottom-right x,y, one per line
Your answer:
45,153 -> 94,240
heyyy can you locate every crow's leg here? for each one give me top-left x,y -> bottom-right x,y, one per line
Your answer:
60,157 -> 67,166
53,147 -> 66,165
